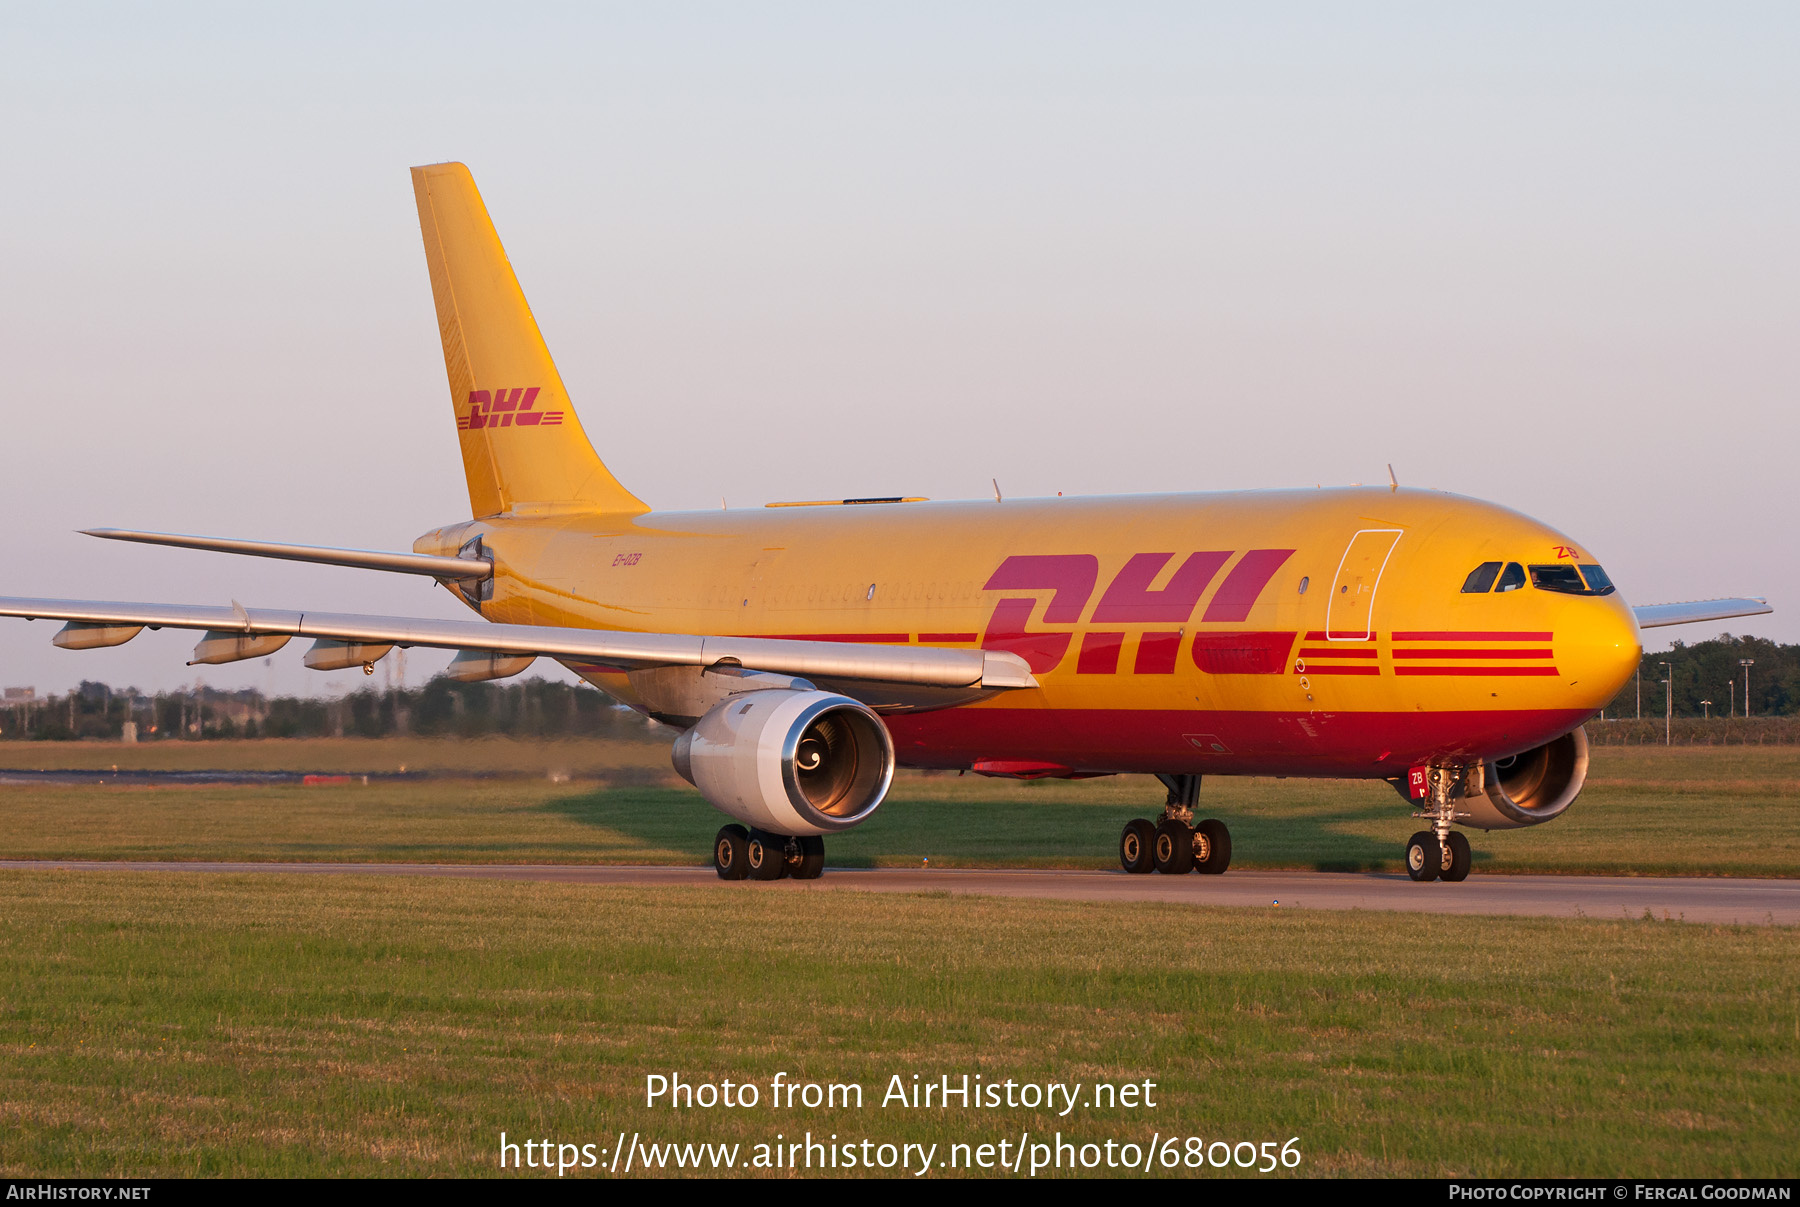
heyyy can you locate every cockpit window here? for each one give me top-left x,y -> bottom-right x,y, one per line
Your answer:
1530,564 -> 1593,595
1461,562 -> 1501,593
1578,564 -> 1616,595
1495,562 -> 1526,592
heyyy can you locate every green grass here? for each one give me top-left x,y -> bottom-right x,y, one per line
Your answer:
3,745 -> 1797,877
0,871 -> 1793,1177
0,735 -> 669,777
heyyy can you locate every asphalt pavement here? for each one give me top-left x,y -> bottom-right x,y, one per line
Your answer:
6,860 -> 1795,925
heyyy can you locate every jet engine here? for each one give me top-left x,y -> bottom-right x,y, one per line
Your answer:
671,690 -> 895,836
1460,726 -> 1590,830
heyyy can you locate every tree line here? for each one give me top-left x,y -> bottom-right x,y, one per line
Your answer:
0,677 -> 663,742
1603,633 -> 1800,720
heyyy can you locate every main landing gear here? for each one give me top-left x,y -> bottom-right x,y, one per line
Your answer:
713,824 -> 825,881
1119,774 -> 1232,875
1406,765 -> 1474,883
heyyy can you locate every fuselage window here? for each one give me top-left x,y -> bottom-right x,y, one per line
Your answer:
1495,562 -> 1526,592
1461,562 -> 1501,593
1529,564 -> 1590,595
1578,564 -> 1616,595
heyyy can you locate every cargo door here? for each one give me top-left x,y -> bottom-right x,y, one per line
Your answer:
1325,529 -> 1403,640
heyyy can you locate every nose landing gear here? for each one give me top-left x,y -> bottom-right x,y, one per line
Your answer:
1118,774 -> 1234,875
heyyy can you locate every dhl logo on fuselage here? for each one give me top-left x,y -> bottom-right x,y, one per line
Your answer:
457,387 -> 565,431
972,552 -> 1557,679
979,550 -> 1297,675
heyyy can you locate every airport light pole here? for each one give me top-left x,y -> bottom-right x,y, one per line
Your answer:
1701,700 -> 1712,719
1740,659 -> 1755,718
1659,661 -> 1672,746
1728,680 -> 1735,718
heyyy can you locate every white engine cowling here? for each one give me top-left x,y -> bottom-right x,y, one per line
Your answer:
670,690 -> 895,836
1461,727 -> 1590,830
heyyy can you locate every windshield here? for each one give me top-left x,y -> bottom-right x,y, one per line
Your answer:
1495,562 -> 1526,592
1530,564 -> 1613,596
1578,564 -> 1616,595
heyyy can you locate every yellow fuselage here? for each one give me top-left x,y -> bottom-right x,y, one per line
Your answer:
416,486 -> 1641,779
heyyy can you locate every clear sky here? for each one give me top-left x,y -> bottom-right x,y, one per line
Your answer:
2,3 -> 1794,698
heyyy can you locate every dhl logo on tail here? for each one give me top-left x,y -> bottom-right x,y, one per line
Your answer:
457,387 -> 565,431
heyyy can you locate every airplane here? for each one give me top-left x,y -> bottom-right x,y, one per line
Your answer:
1,162 -> 1771,885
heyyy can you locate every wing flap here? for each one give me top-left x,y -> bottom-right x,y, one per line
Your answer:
0,596 -> 1036,691
1632,597 -> 1772,629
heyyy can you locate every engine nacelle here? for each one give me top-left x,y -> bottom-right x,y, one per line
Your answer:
304,639 -> 395,671
189,630 -> 291,665
1461,727 -> 1590,830
671,690 -> 895,836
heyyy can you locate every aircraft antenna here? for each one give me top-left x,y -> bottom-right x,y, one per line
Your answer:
992,478 -> 1003,503
1387,464 -> 1399,492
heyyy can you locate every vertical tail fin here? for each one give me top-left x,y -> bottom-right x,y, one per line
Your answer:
411,162 -> 647,519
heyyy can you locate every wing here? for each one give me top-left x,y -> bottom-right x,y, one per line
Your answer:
1633,597 -> 1772,629
0,596 -> 1036,706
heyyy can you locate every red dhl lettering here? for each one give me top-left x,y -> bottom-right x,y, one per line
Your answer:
457,387 -> 566,430
979,550 -> 1297,674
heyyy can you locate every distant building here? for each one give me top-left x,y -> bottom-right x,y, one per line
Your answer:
4,687 -> 37,703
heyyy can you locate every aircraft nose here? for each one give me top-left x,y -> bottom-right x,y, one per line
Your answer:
1563,598 -> 1642,705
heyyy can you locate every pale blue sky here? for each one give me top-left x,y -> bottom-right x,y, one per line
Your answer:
2,3 -> 1795,696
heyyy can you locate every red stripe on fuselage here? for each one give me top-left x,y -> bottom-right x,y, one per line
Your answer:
1393,648 -> 1553,659
883,705 -> 1592,777
1392,631 -> 1553,641
755,633 -> 911,643
1393,666 -> 1560,677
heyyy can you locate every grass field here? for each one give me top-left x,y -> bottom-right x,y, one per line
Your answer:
3,743 -> 1797,877
3,742 -> 1795,1178
0,735 -> 670,777
0,870 -> 1793,1178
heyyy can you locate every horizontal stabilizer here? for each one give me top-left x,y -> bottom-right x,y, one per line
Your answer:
83,529 -> 492,580
1632,597 -> 1772,629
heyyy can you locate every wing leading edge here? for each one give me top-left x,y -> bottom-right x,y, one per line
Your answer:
1632,597 -> 1772,629
0,596 -> 1036,693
